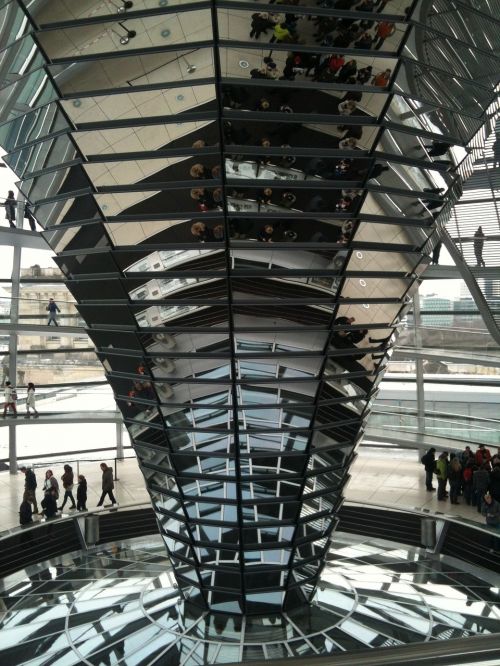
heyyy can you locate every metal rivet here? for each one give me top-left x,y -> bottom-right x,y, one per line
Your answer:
72,99 -> 82,107
161,29 -> 170,38
356,251 -> 363,259
359,279 -> 366,287
176,94 -> 184,101
239,60 -> 250,69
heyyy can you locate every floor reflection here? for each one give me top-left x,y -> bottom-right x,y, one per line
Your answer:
0,532 -> 498,664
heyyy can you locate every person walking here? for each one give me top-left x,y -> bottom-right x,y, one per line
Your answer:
20,465 -> 38,513
77,475 -> 88,511
3,381 -> 17,417
431,240 -> 442,265
46,298 -> 61,326
24,382 -> 39,418
473,226 -> 486,267
59,464 -> 76,511
420,447 -> 436,491
43,469 -> 59,501
4,190 -> 16,228
435,451 -> 449,500
97,463 -> 117,507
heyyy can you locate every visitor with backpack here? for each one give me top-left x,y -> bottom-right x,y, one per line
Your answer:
420,447 -> 436,491
435,451 -> 449,500
20,465 -> 38,513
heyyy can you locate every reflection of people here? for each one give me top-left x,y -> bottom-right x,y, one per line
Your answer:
4,190 -> 16,228
191,221 -> 215,242
371,68 -> 392,86
46,298 -> 61,326
258,224 -> 274,242
374,21 -> 395,49
474,225 -> 486,267
332,316 -> 368,347
415,141 -> 450,157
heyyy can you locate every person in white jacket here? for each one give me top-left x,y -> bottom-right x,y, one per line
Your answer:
25,382 -> 39,418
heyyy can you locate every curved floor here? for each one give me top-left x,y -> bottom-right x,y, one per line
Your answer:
0,531 -> 498,665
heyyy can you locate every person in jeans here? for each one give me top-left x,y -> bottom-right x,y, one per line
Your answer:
46,298 -> 61,325
3,381 -> 17,417
97,463 -> 117,507
59,464 -> 76,511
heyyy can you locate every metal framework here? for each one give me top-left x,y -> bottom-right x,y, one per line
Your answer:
0,0 -> 498,616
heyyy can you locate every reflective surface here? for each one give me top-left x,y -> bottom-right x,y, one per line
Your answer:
0,0 -> 499,614
0,533 -> 499,665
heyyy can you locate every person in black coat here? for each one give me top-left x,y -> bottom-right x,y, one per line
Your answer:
19,500 -> 33,525
41,488 -> 58,519
421,448 -> 436,491
77,475 -> 88,511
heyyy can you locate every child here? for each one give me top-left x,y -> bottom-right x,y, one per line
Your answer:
76,474 -> 87,511
77,475 -> 87,511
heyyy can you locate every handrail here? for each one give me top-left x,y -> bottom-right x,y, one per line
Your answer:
0,500 -> 152,542
224,634 -> 500,666
2,498 -> 496,542
372,404 -> 500,425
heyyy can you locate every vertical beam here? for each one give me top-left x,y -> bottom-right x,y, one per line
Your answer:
413,293 -> 426,459
8,200 -> 23,474
8,424 -> 17,472
116,419 -> 124,460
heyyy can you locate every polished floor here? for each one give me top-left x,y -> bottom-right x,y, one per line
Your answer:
0,448 -> 486,532
0,532 -> 498,665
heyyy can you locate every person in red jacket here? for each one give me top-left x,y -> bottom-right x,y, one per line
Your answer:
475,443 -> 492,467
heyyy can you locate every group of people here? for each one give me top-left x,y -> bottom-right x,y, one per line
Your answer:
19,462 -> 117,525
421,444 -> 500,529
3,191 -> 37,230
3,381 -> 39,418
248,1 -> 399,53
